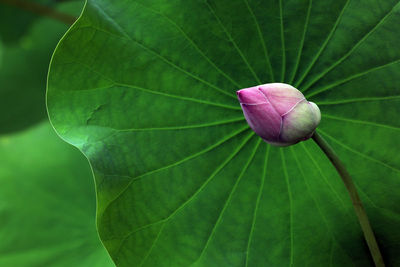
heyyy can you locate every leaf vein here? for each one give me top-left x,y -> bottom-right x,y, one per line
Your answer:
77,21 -> 236,99
301,143 -> 350,213
318,129 -> 400,173
117,132 -> 256,265
294,0 -> 351,88
243,0 -> 274,81
204,0 -> 262,84
279,0 -> 286,82
191,138 -> 262,265
245,144 -> 270,267
99,126 -> 251,221
315,95 -> 400,105
280,149 -> 293,266
306,58 -> 400,98
116,82 -> 241,110
322,114 -> 400,131
291,147 -> 355,266
130,0 -> 243,89
56,61 -> 241,110
301,1 -> 400,92
114,118 -> 246,133
289,0 -> 312,84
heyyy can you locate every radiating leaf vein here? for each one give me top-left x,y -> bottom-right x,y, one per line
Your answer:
77,23 -> 236,99
291,147 -> 355,266
84,118 -> 246,146
243,0 -> 274,81
100,126 -> 251,222
192,138 -> 261,265
301,143 -> 349,213
301,1 -> 400,92
204,0 -> 262,84
130,0 -> 244,90
245,144 -> 270,267
114,118 -> 246,132
280,149 -> 293,266
315,95 -> 400,106
322,114 -> 400,131
306,58 -> 400,98
319,129 -> 400,173
279,0 -> 286,82
56,59 -> 241,109
294,0 -> 350,88
289,0 -> 312,84
133,132 -> 256,266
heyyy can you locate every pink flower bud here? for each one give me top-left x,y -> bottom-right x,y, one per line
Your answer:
237,83 -> 321,146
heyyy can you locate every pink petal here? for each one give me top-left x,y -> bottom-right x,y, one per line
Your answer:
258,83 -> 305,116
240,101 -> 281,141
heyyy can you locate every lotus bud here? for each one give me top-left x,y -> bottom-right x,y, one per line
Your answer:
237,83 -> 321,146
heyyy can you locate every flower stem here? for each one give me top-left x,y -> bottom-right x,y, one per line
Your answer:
0,0 -> 76,25
312,131 -> 385,267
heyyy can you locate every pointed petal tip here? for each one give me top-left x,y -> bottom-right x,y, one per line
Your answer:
236,87 -> 265,104
236,90 -> 243,102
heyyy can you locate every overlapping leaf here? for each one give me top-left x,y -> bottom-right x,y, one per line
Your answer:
48,0 -> 400,266
0,0 -> 79,134
0,0 -> 54,44
0,122 -> 114,266
0,1 -> 114,265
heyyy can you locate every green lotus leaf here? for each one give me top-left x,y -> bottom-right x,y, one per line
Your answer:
47,0 -> 400,266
